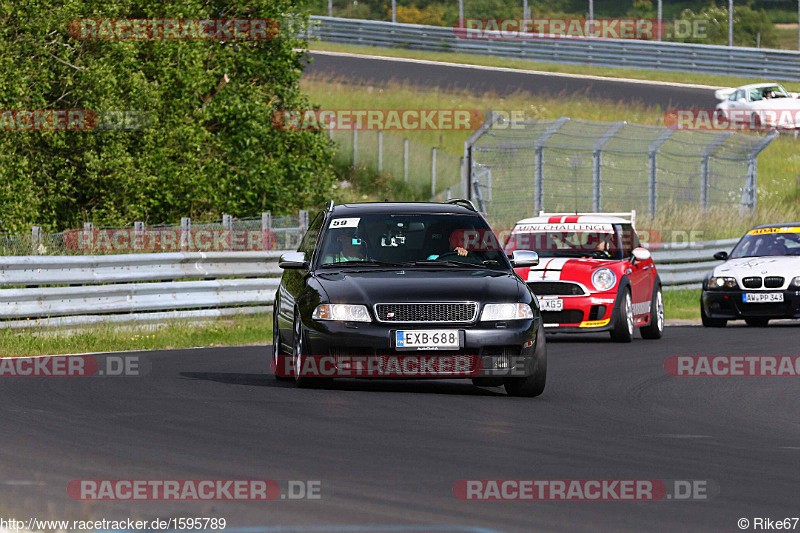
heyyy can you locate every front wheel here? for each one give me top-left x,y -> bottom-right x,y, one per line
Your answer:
610,289 -> 634,343
640,286 -> 664,339
292,309 -> 330,388
272,308 -> 291,381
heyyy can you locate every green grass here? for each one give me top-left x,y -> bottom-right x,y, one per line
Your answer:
0,313 -> 273,357
775,24 -> 799,50
664,289 -> 701,320
308,42 -> 800,93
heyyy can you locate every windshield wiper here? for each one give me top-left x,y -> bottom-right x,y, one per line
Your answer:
402,259 -> 489,269
319,259 -> 406,268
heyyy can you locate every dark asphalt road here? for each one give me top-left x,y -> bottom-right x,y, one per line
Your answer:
305,52 -> 721,109
1,326 -> 799,532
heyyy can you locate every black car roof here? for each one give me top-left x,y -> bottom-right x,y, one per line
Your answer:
329,202 -> 477,216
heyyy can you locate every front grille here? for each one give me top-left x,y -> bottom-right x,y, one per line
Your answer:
742,277 -> 762,289
527,281 -> 586,296
541,309 -> 584,325
375,354 -> 480,374
765,276 -> 784,288
374,303 -> 477,323
738,302 -> 790,316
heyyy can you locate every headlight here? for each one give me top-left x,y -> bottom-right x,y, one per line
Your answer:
312,304 -> 371,322
481,303 -> 534,321
591,268 -> 617,291
707,276 -> 738,290
790,276 -> 800,289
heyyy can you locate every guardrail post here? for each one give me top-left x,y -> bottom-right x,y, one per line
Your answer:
299,210 -> 309,233
431,147 -> 437,196
262,211 -> 273,250
134,221 -> 144,251
531,117 -> 570,213
378,130 -> 383,172
647,129 -> 674,215
181,217 -> 191,251
31,226 -> 42,255
700,132 -> 733,209
82,222 -> 94,252
403,138 -> 408,183
592,121 -> 626,212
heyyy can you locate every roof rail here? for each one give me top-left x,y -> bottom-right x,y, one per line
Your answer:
446,198 -> 478,212
538,210 -> 636,226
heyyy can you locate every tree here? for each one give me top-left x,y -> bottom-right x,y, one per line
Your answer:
677,3 -> 777,47
0,0 -> 335,231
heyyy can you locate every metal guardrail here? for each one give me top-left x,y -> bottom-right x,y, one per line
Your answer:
651,238 -> 739,289
310,16 -> 800,82
0,238 -> 741,330
0,252 -> 285,330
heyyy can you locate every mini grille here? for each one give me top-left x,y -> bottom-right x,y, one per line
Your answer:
375,303 -> 476,323
541,309 -> 584,324
764,276 -> 784,288
527,281 -> 585,296
742,277 -> 762,289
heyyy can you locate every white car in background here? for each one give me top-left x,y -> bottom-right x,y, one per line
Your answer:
701,224 -> 800,327
714,82 -> 800,131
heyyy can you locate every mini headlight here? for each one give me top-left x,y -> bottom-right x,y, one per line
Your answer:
312,304 -> 371,322
591,268 -> 617,291
708,276 -> 738,290
481,303 -> 534,321
790,276 -> 800,289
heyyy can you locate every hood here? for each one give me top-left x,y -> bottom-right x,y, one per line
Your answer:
516,257 -> 613,282
315,268 -> 521,305
713,256 -> 800,289
752,98 -> 800,111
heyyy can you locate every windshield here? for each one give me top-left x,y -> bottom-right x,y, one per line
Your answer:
317,212 -> 509,270
504,222 -> 629,260
730,227 -> 800,258
750,85 -> 790,100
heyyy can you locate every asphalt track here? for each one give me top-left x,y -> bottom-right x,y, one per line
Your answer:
1,326 -> 799,532
304,52 -> 721,109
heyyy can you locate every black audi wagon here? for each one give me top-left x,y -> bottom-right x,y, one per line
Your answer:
272,200 -> 547,397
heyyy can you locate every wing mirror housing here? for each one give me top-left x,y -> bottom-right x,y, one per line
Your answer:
632,247 -> 651,262
279,251 -> 308,269
510,250 -> 539,268
713,251 -> 729,261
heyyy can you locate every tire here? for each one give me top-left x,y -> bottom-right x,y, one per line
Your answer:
609,288 -> 634,343
745,317 -> 770,327
701,302 -> 727,328
292,309 -> 330,388
640,285 -> 664,339
272,307 -> 291,381
504,325 -> 547,397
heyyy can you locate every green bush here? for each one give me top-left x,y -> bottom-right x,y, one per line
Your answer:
0,0 -> 336,232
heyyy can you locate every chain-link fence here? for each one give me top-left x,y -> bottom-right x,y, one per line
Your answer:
0,212 -> 308,256
331,128 -> 463,198
467,115 -> 777,226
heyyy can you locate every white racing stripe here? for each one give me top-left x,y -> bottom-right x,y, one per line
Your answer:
302,49 -> 725,90
527,258 -> 571,281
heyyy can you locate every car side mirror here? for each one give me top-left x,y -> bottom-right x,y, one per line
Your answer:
279,251 -> 308,269
510,250 -> 539,268
632,247 -> 651,262
713,251 -> 728,261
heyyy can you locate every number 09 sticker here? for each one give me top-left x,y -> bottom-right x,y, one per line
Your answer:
329,218 -> 360,229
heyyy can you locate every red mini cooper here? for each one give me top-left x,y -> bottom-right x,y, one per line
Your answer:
505,212 -> 663,342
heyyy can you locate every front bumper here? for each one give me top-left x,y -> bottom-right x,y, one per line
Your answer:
303,317 -> 541,377
702,289 -> 800,320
